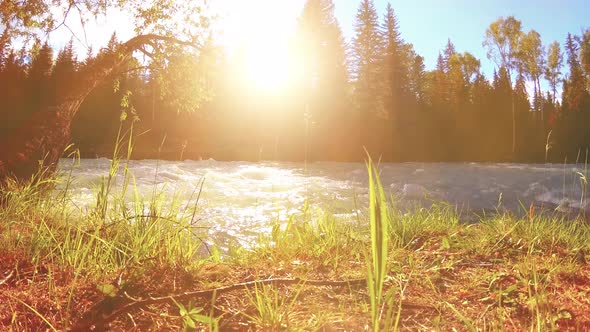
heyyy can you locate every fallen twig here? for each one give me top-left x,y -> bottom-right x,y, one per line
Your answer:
0,269 -> 14,286
72,277 -> 366,331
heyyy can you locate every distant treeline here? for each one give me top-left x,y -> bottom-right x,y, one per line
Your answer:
1,0 -> 590,163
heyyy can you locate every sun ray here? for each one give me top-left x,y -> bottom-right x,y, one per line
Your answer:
213,0 -> 303,93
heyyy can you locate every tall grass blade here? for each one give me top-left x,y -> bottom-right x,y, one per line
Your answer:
366,155 -> 390,331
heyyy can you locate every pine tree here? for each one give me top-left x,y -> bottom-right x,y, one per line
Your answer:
408,54 -> 425,103
492,66 -> 514,158
26,41 -> 53,114
296,0 -> 350,159
107,32 -> 119,52
447,52 -> 468,112
352,0 -> 384,117
469,72 -> 493,159
51,39 -> 78,102
380,3 -> 407,111
432,53 -> 448,109
297,0 -> 349,106
0,51 -> 27,134
562,33 -> 588,111
514,73 -> 537,159
378,3 -> 415,159
442,39 -> 457,72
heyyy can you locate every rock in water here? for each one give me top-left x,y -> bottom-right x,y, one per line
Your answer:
403,184 -> 428,199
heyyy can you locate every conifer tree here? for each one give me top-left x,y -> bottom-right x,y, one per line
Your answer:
492,66 -> 514,158
0,51 -> 27,134
514,73 -> 536,157
408,53 -> 425,103
442,39 -> 457,72
563,33 -> 588,111
380,3 -> 407,112
447,52 -> 468,112
296,0 -> 350,159
352,0 -> 383,117
51,39 -> 78,102
27,41 -> 53,115
378,2 -> 413,159
432,53 -> 448,109
106,32 -> 119,52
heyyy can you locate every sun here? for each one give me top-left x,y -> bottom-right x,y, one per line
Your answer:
243,39 -> 291,92
214,0 -> 302,93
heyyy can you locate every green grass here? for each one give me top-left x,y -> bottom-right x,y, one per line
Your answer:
1,159 -> 590,331
366,157 -> 390,332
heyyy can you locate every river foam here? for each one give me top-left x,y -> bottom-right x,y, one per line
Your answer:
58,159 -> 590,246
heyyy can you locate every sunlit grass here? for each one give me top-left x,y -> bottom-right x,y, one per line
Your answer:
1,157 -> 590,330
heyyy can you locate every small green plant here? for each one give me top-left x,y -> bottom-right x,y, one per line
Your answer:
242,281 -> 303,330
173,298 -> 219,332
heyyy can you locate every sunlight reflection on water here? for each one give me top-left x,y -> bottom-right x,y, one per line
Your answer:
59,159 -> 590,249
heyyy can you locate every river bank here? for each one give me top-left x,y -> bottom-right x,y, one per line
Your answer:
1,172 -> 590,331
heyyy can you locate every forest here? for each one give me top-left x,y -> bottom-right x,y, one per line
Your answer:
1,1 -> 589,163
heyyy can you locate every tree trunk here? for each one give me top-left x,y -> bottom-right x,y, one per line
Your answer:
0,34 -> 178,184
511,91 -> 516,157
0,104 -> 75,182
537,77 -> 545,134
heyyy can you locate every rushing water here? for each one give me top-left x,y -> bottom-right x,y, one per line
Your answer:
59,159 -> 590,247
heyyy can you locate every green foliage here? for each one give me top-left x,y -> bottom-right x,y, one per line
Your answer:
483,16 -> 523,77
545,41 -> 563,100
173,299 -> 219,332
243,282 -> 303,330
0,0 -> 209,47
366,158 -> 389,331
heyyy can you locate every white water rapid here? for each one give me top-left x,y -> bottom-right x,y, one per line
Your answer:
59,159 -> 590,247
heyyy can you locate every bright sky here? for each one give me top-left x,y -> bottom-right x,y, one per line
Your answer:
214,0 -> 589,86
52,0 -> 588,84
335,0 -> 589,78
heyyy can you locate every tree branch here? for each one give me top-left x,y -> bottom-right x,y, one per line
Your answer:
121,34 -> 203,53
137,47 -> 155,59
44,0 -> 90,50
45,1 -> 74,34
116,65 -> 150,76
71,277 -> 368,331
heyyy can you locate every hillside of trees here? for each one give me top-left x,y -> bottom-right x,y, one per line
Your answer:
1,0 -> 589,163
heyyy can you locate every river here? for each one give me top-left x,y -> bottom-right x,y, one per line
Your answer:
59,159 -> 590,247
